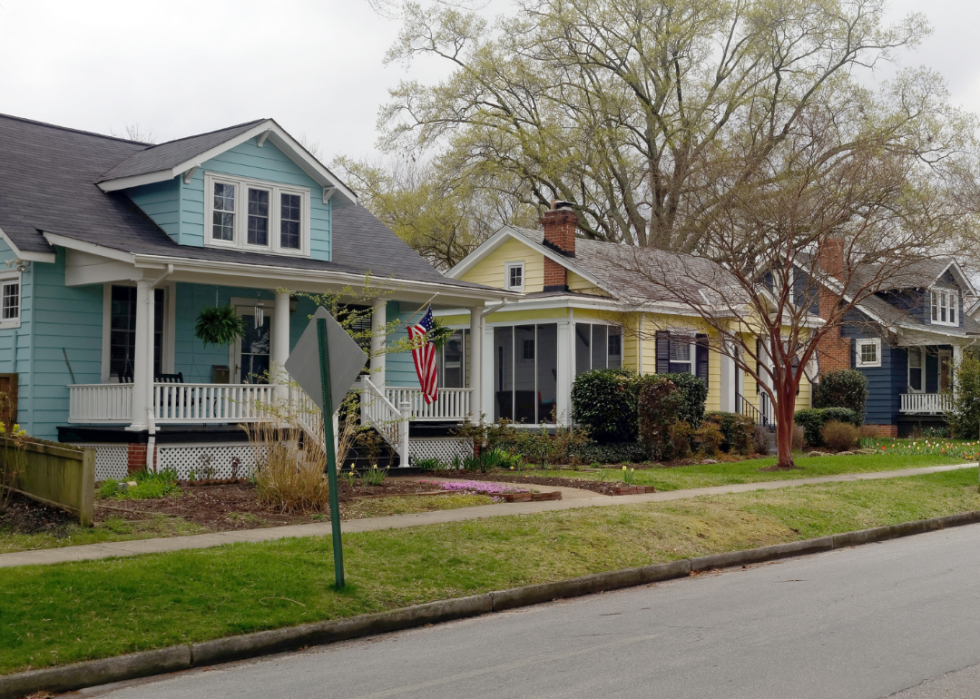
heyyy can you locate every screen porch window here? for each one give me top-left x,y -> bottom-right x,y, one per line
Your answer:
1,280 -> 19,321
494,324 -> 558,423
437,330 -> 469,388
574,323 -> 623,375
212,183 -> 236,241
109,286 -> 164,380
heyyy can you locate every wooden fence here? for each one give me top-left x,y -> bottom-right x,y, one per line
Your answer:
4,439 -> 94,526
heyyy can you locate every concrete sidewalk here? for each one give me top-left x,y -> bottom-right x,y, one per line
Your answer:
0,462 -> 974,569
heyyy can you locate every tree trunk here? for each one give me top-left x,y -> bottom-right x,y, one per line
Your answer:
774,379 -> 798,469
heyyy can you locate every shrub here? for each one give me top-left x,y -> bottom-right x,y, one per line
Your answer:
704,412 -> 755,455
485,422 -> 592,466
653,372 -> 708,428
814,369 -> 869,424
571,369 -> 638,443
696,421 -> 724,457
669,421 -> 694,459
415,457 -> 444,473
794,407 -> 859,447
573,442 -> 650,464
948,354 -> 980,438
638,376 -> 683,459
821,420 -> 860,452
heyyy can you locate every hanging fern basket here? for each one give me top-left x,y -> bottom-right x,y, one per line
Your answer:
195,306 -> 246,347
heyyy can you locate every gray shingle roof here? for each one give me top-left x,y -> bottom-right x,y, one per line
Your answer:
0,113 -> 490,292
97,119 -> 265,182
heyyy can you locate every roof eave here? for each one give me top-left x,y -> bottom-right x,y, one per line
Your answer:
0,225 -> 55,263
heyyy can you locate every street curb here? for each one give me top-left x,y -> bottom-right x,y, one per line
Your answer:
4,509 -> 980,698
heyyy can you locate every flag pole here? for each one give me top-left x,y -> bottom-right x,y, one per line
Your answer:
403,294 -> 439,326
317,317 -> 345,590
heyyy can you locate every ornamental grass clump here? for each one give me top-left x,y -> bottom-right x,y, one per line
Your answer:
248,422 -> 330,513
821,420 -> 860,453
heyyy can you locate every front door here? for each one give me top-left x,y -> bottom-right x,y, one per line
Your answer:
939,349 -> 953,391
234,305 -> 273,384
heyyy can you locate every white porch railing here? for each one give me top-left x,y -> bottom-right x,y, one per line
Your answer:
152,383 -> 277,424
68,384 -> 133,423
384,387 -> 472,421
900,393 -> 951,414
358,377 -> 406,458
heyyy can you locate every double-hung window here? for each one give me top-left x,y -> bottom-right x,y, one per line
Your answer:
668,336 -> 694,374
0,273 -> 20,328
206,174 -> 310,255
908,346 -> 923,392
930,289 -> 958,326
855,338 -> 881,368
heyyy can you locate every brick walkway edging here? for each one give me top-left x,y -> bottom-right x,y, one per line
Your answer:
4,509 -> 980,699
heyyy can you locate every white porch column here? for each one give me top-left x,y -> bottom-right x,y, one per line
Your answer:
555,319 -> 573,426
128,279 -> 152,430
273,291 -> 291,398
371,298 -> 387,388
720,341 -> 736,413
481,321 -> 494,422
468,307 -> 483,421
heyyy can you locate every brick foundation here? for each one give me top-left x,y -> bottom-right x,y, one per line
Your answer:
127,443 -> 158,473
862,424 -> 898,438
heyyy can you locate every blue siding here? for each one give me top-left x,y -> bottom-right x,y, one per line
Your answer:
126,137 -> 332,259
385,302 -> 421,387
28,250 -> 103,439
878,288 -> 929,325
128,180 -> 181,244
0,240 -> 33,430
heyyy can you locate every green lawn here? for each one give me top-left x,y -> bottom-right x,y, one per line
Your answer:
2,467 -> 978,675
0,515 -> 209,555
547,450 -> 973,491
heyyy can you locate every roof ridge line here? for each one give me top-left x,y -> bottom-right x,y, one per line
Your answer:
0,112 -> 150,145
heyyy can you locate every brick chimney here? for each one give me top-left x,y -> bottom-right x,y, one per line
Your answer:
541,200 -> 576,292
816,236 -> 851,373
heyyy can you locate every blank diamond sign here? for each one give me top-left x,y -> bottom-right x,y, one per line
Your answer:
285,307 -> 366,414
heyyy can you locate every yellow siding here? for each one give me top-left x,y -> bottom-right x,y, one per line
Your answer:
486,307 -> 569,324
460,238 -> 545,292
795,372 -> 811,412
568,271 -> 610,296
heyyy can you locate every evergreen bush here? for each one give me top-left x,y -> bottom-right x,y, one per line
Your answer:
794,407 -> 860,447
704,411 -> 756,454
571,369 -> 638,443
948,354 -> 980,438
813,369 -> 868,424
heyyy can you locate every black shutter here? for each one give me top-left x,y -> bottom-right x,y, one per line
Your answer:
656,331 -> 670,374
695,334 -> 709,385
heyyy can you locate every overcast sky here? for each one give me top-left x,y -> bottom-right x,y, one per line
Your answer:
1,0 -> 978,166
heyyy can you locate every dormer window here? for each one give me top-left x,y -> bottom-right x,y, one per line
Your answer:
930,289 -> 958,326
205,173 -> 310,255
506,262 -> 525,292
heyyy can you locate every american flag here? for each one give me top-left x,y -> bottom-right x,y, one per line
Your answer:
407,305 -> 438,404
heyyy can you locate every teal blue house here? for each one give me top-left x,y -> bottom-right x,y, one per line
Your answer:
0,114 -> 510,477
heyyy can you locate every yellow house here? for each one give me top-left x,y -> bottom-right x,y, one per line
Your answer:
436,202 -> 810,427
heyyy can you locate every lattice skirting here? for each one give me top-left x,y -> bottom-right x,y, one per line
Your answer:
75,444 -> 129,482
156,443 -> 266,479
409,437 -> 474,464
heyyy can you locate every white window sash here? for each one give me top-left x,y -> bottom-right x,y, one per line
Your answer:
204,173 -> 311,255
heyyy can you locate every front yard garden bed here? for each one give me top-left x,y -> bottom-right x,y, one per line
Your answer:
2,467 -> 978,676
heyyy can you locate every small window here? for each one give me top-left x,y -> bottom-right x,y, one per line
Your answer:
856,338 -> 881,368
930,289 -> 959,327
0,279 -> 19,324
522,338 -> 534,360
908,346 -> 923,392
506,262 -> 525,292
212,182 -> 236,242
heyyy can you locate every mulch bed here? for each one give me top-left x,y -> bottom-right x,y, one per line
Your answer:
0,492 -> 79,536
95,479 -> 452,532
445,471 -> 627,496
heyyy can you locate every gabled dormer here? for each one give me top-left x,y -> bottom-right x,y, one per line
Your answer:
97,119 -> 356,262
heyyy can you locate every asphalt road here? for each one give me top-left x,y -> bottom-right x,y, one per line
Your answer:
82,524 -> 980,699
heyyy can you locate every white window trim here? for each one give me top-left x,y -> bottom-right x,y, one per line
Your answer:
100,283 -> 174,383
666,332 -> 697,376
855,338 -> 881,368
505,261 -> 525,292
204,173 -> 311,257
907,346 -> 924,393
0,271 -> 22,329
930,288 -> 959,327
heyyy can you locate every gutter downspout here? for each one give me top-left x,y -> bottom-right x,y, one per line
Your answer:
144,265 -> 173,472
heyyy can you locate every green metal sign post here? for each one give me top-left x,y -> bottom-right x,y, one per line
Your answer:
317,317 -> 345,589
